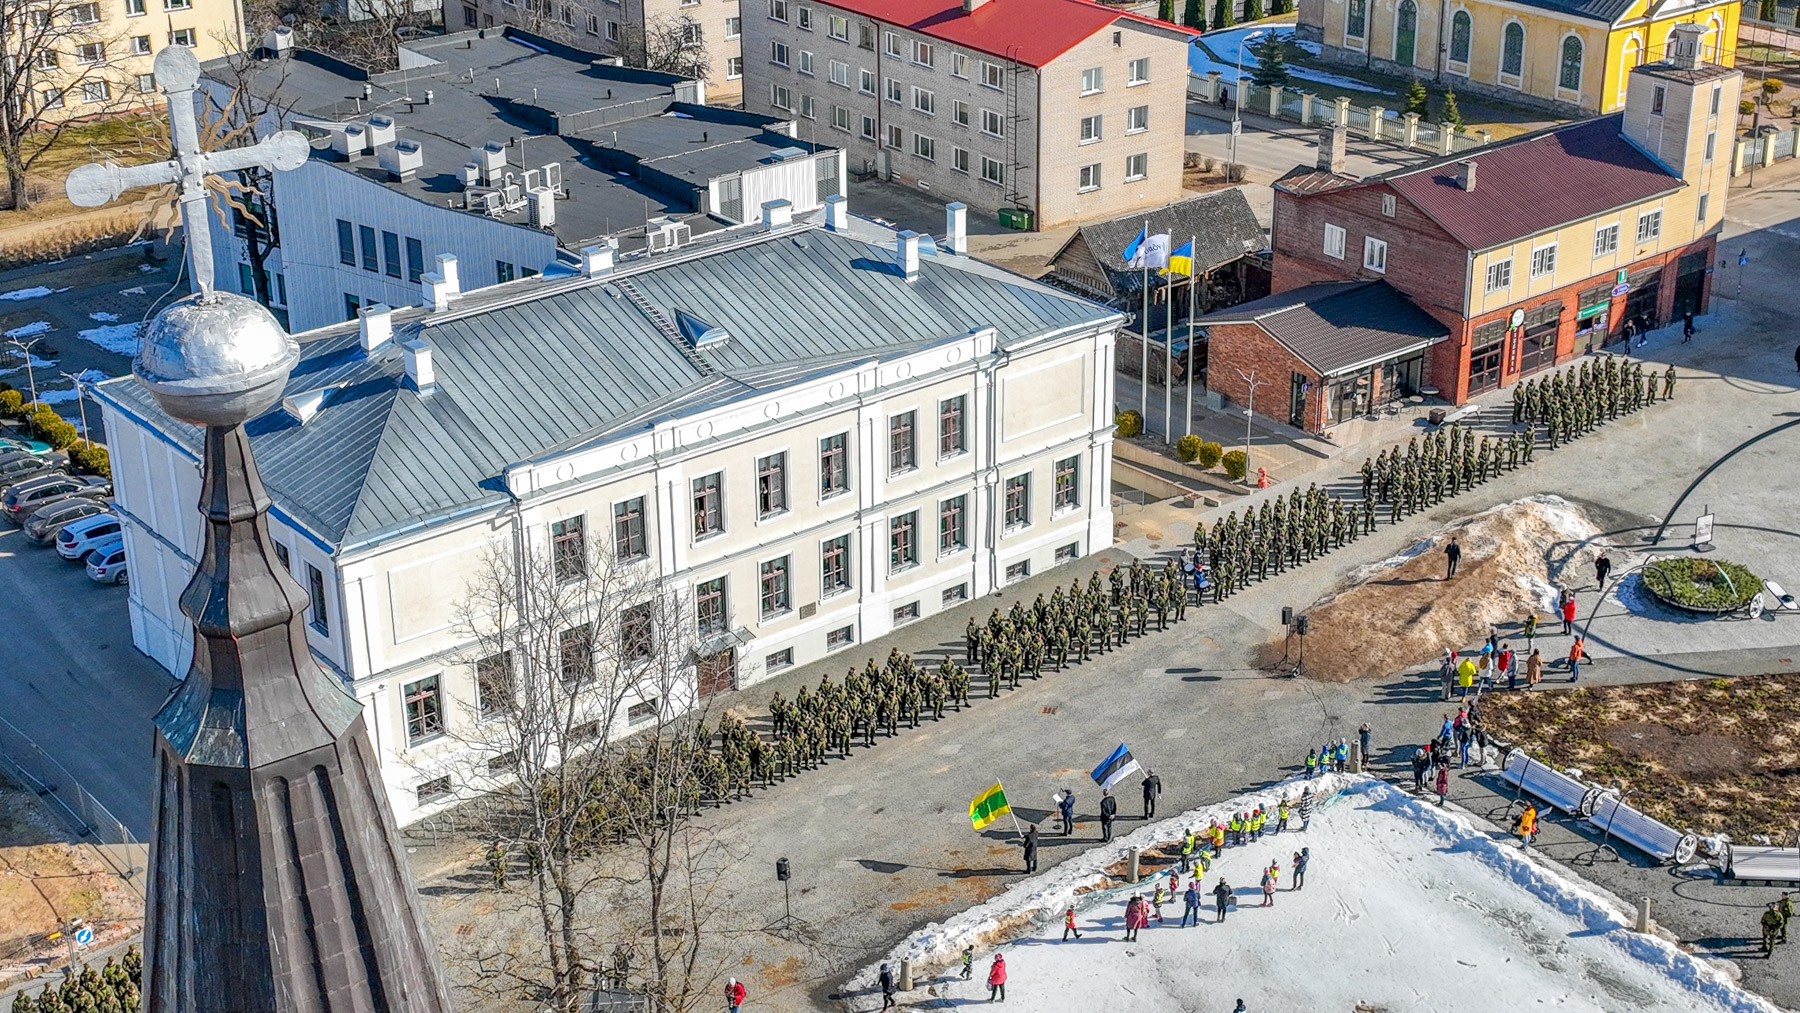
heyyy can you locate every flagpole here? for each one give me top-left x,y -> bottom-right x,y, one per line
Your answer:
1186,236 -> 1197,439
1163,261 -> 1173,440
998,778 -> 1024,837
1139,220 -> 1149,423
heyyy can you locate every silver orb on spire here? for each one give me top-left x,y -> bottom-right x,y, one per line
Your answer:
134,290 -> 298,427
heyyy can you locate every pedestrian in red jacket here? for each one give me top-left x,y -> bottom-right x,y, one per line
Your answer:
1561,596 -> 1578,635
987,953 -> 1007,1002
727,978 -> 746,1013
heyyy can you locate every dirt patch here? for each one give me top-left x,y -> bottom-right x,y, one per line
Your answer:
890,884 -> 958,912
1272,496 -> 1612,682
0,776 -> 140,980
1484,674 -> 1800,840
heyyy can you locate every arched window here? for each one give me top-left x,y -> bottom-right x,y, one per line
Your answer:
1704,16 -> 1721,61
1619,35 -> 1641,100
1450,10 -> 1471,64
1395,0 -> 1418,66
1559,35 -> 1583,91
1502,22 -> 1524,78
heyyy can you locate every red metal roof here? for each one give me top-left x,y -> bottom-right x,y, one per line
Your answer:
1377,115 -> 1683,252
811,0 -> 1194,67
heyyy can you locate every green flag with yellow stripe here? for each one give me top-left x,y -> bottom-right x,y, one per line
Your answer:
969,783 -> 1011,830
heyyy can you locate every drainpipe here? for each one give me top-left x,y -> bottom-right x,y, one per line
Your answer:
1436,0 -> 1448,82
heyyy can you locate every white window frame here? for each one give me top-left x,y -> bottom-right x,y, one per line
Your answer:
980,108 -> 1004,137
769,0 -> 788,21
1485,257 -> 1513,294
911,86 -> 935,115
951,146 -> 970,173
1080,114 -> 1102,144
859,68 -> 875,94
829,59 -> 849,86
1636,209 -> 1662,243
771,41 -> 790,66
799,50 -> 814,75
831,104 -> 852,131
1128,57 -> 1149,85
952,99 -> 969,126
1080,67 -> 1104,95
769,83 -> 792,110
1363,237 -> 1388,273
1078,162 -> 1101,192
828,14 -> 847,39
1593,222 -> 1619,257
981,61 -> 1003,89
1323,223 -> 1346,259
981,155 -> 1005,185
883,30 -> 902,57
1126,104 -> 1148,134
725,16 -> 741,37
1124,152 -> 1147,181
951,52 -> 967,78
912,132 -> 935,160
913,40 -> 934,67
1529,243 -> 1557,280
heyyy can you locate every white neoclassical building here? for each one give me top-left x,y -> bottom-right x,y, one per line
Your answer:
95,200 -> 1122,824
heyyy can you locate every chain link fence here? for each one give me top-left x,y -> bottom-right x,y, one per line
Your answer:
0,714 -> 147,899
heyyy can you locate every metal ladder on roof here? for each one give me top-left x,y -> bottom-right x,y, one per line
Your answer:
613,278 -> 715,376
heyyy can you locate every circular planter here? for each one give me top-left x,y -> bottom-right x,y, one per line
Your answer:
1640,557 -> 1763,614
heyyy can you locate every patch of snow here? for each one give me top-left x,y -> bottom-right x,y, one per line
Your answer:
87,311 -> 120,322
0,286 -> 56,301
1190,28 -> 1390,95
118,286 -> 147,296
138,264 -> 157,273
858,778 -> 1777,1013
3,320 -> 52,339
0,353 -> 58,377
74,322 -> 142,355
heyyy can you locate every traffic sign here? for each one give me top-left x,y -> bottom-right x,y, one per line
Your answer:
74,926 -> 94,947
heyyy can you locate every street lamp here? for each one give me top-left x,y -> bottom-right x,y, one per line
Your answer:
1234,366 -> 1269,485
5,335 -> 46,404
59,371 -> 91,442
1228,29 -> 1267,174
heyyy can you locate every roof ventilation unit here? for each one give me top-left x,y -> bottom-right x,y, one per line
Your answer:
647,216 -> 692,252
528,187 -> 556,229
380,139 -> 424,181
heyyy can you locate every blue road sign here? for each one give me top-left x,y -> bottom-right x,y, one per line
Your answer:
74,926 -> 94,946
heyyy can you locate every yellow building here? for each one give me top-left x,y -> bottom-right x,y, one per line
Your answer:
1295,0 -> 1737,115
23,0 -> 244,123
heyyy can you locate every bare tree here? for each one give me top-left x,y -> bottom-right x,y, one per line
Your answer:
241,0 -> 433,73
622,13 -> 708,81
440,523 -> 728,1013
199,27 -> 297,310
0,0 -> 128,210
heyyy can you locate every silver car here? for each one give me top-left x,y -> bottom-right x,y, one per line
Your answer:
85,540 -> 128,585
57,515 -> 123,561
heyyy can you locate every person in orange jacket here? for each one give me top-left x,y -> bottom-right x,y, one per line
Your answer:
1514,804 -> 1538,849
987,953 -> 1007,1002
1568,637 -> 1589,682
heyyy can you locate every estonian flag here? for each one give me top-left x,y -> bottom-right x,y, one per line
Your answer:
1165,239 -> 1194,277
1122,228 -> 1172,270
1090,743 -> 1142,791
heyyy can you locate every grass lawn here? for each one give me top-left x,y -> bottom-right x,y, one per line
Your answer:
1481,674 -> 1800,842
1,113 -> 160,221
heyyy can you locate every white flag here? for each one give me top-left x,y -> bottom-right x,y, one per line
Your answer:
1128,233 -> 1172,270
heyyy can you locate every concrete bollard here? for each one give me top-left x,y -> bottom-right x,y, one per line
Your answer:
1349,742 -> 1363,773
1635,897 -> 1652,933
1127,847 -> 1140,884
900,958 -> 912,990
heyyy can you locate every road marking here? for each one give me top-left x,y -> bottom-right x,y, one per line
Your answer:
1163,728 -> 1187,740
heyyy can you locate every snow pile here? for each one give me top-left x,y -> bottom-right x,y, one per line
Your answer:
74,322 -> 142,355
856,778 -> 1776,1013
2,320 -> 52,339
118,287 -> 146,296
0,353 -> 56,377
38,370 -> 107,405
0,286 -> 55,301
87,311 -> 119,322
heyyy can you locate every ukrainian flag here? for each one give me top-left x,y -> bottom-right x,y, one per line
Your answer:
1165,239 -> 1195,277
969,783 -> 1011,830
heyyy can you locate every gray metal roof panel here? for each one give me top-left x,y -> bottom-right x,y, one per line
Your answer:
1197,280 -> 1449,376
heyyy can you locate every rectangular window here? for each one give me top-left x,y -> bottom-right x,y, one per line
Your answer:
800,93 -> 816,118
1078,163 -> 1101,192
476,652 -> 513,718
306,564 -> 329,635
488,749 -> 519,774
40,89 -> 64,110
952,99 -> 970,126
416,776 -> 451,804
942,583 -> 968,605
497,261 -> 515,283
1363,237 -> 1387,273
1529,244 -> 1556,279
71,1 -> 99,20
883,31 -> 902,57
829,13 -> 847,38
982,61 -> 1004,89
757,452 -> 788,517
1127,105 -> 1148,133
1485,258 -> 1512,294
981,156 -> 1005,185
612,497 -> 646,560
1056,542 -> 1080,562
559,623 -> 594,685
405,237 -> 424,283
769,0 -> 787,20
796,5 -> 811,29
885,78 -> 902,104
403,676 -> 443,744
585,12 -> 598,33
727,56 -> 742,78
1005,560 -> 1031,583
381,231 -> 401,278
1382,194 -> 1397,217
337,220 -> 356,265
1594,222 -> 1619,257
1636,209 -> 1662,243
1081,67 -> 1103,94
819,433 -> 849,496
939,495 -> 966,554
126,0 -> 145,12
832,105 -> 852,131
759,556 -> 791,618
981,108 -> 1004,137
861,116 -> 877,140
830,59 -> 849,86
551,515 -> 587,584
1128,57 -> 1149,84
827,625 -> 855,648
1651,85 -> 1665,115
859,68 -> 876,94
695,576 -> 727,634
765,649 -> 794,672
1697,193 -> 1709,221
886,124 -> 902,149
169,27 -> 193,46
938,396 -> 966,456
771,41 -> 790,66
692,473 -> 723,537
1710,84 -> 1721,114
1323,223 -> 1346,259
858,23 -> 875,49
626,698 -> 659,723
1003,474 -> 1030,529
799,50 -> 814,75
1080,114 -> 1103,143
1704,131 -> 1715,161
1125,153 -> 1147,181
952,52 -> 967,77
952,147 -> 969,173
912,87 -> 934,114
912,133 -> 935,160
130,34 -> 151,54
359,225 -> 377,272
620,602 -> 654,661
821,534 -> 851,595
274,542 -> 291,571
889,411 -> 916,473
893,601 -> 920,624
33,49 -> 57,69
606,20 -> 620,41
76,41 -> 104,63
344,293 -> 360,321
1054,456 -> 1079,510
725,15 -> 741,37
890,511 -> 918,571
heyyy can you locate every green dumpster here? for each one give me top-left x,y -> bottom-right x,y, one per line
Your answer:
998,207 -> 1034,230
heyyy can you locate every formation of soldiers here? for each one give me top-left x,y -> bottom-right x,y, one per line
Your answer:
1510,356 -> 1673,448
1192,482 -> 1374,601
8,947 -> 143,1013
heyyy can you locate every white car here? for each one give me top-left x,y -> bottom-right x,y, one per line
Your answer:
57,514 -> 122,561
85,542 -> 128,585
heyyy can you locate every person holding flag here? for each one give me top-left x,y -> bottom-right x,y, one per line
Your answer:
1090,743 -> 1140,842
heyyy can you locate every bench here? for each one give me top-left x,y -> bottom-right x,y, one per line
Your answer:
1435,405 -> 1482,428
1765,581 -> 1798,613
1500,751 -> 1602,816
1722,844 -> 1800,884
1586,793 -> 1698,864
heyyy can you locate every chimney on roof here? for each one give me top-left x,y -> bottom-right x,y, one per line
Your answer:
1668,21 -> 1705,69
963,0 -> 991,12
1456,160 -> 1477,191
423,253 -> 459,311
436,253 -> 460,292
580,244 -> 615,276
1317,125 -> 1347,174
402,338 -> 436,392
762,199 -> 794,229
824,193 -> 849,231
945,202 -> 968,255
359,303 -> 393,352
898,230 -> 921,281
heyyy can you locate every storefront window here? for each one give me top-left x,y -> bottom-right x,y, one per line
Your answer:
1468,321 -> 1506,395
1517,302 -> 1562,375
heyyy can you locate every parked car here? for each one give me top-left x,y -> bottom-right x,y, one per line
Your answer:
85,541 -> 128,585
0,451 -> 63,493
60,523 -> 121,563
1,474 -> 110,523
0,437 -> 52,456
22,498 -> 108,545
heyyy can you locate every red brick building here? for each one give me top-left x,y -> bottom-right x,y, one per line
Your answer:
1202,25 -> 1738,424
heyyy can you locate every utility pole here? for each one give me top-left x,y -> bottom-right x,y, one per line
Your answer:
1228,30 -> 1266,173
1235,366 -> 1269,484
59,371 -> 92,440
